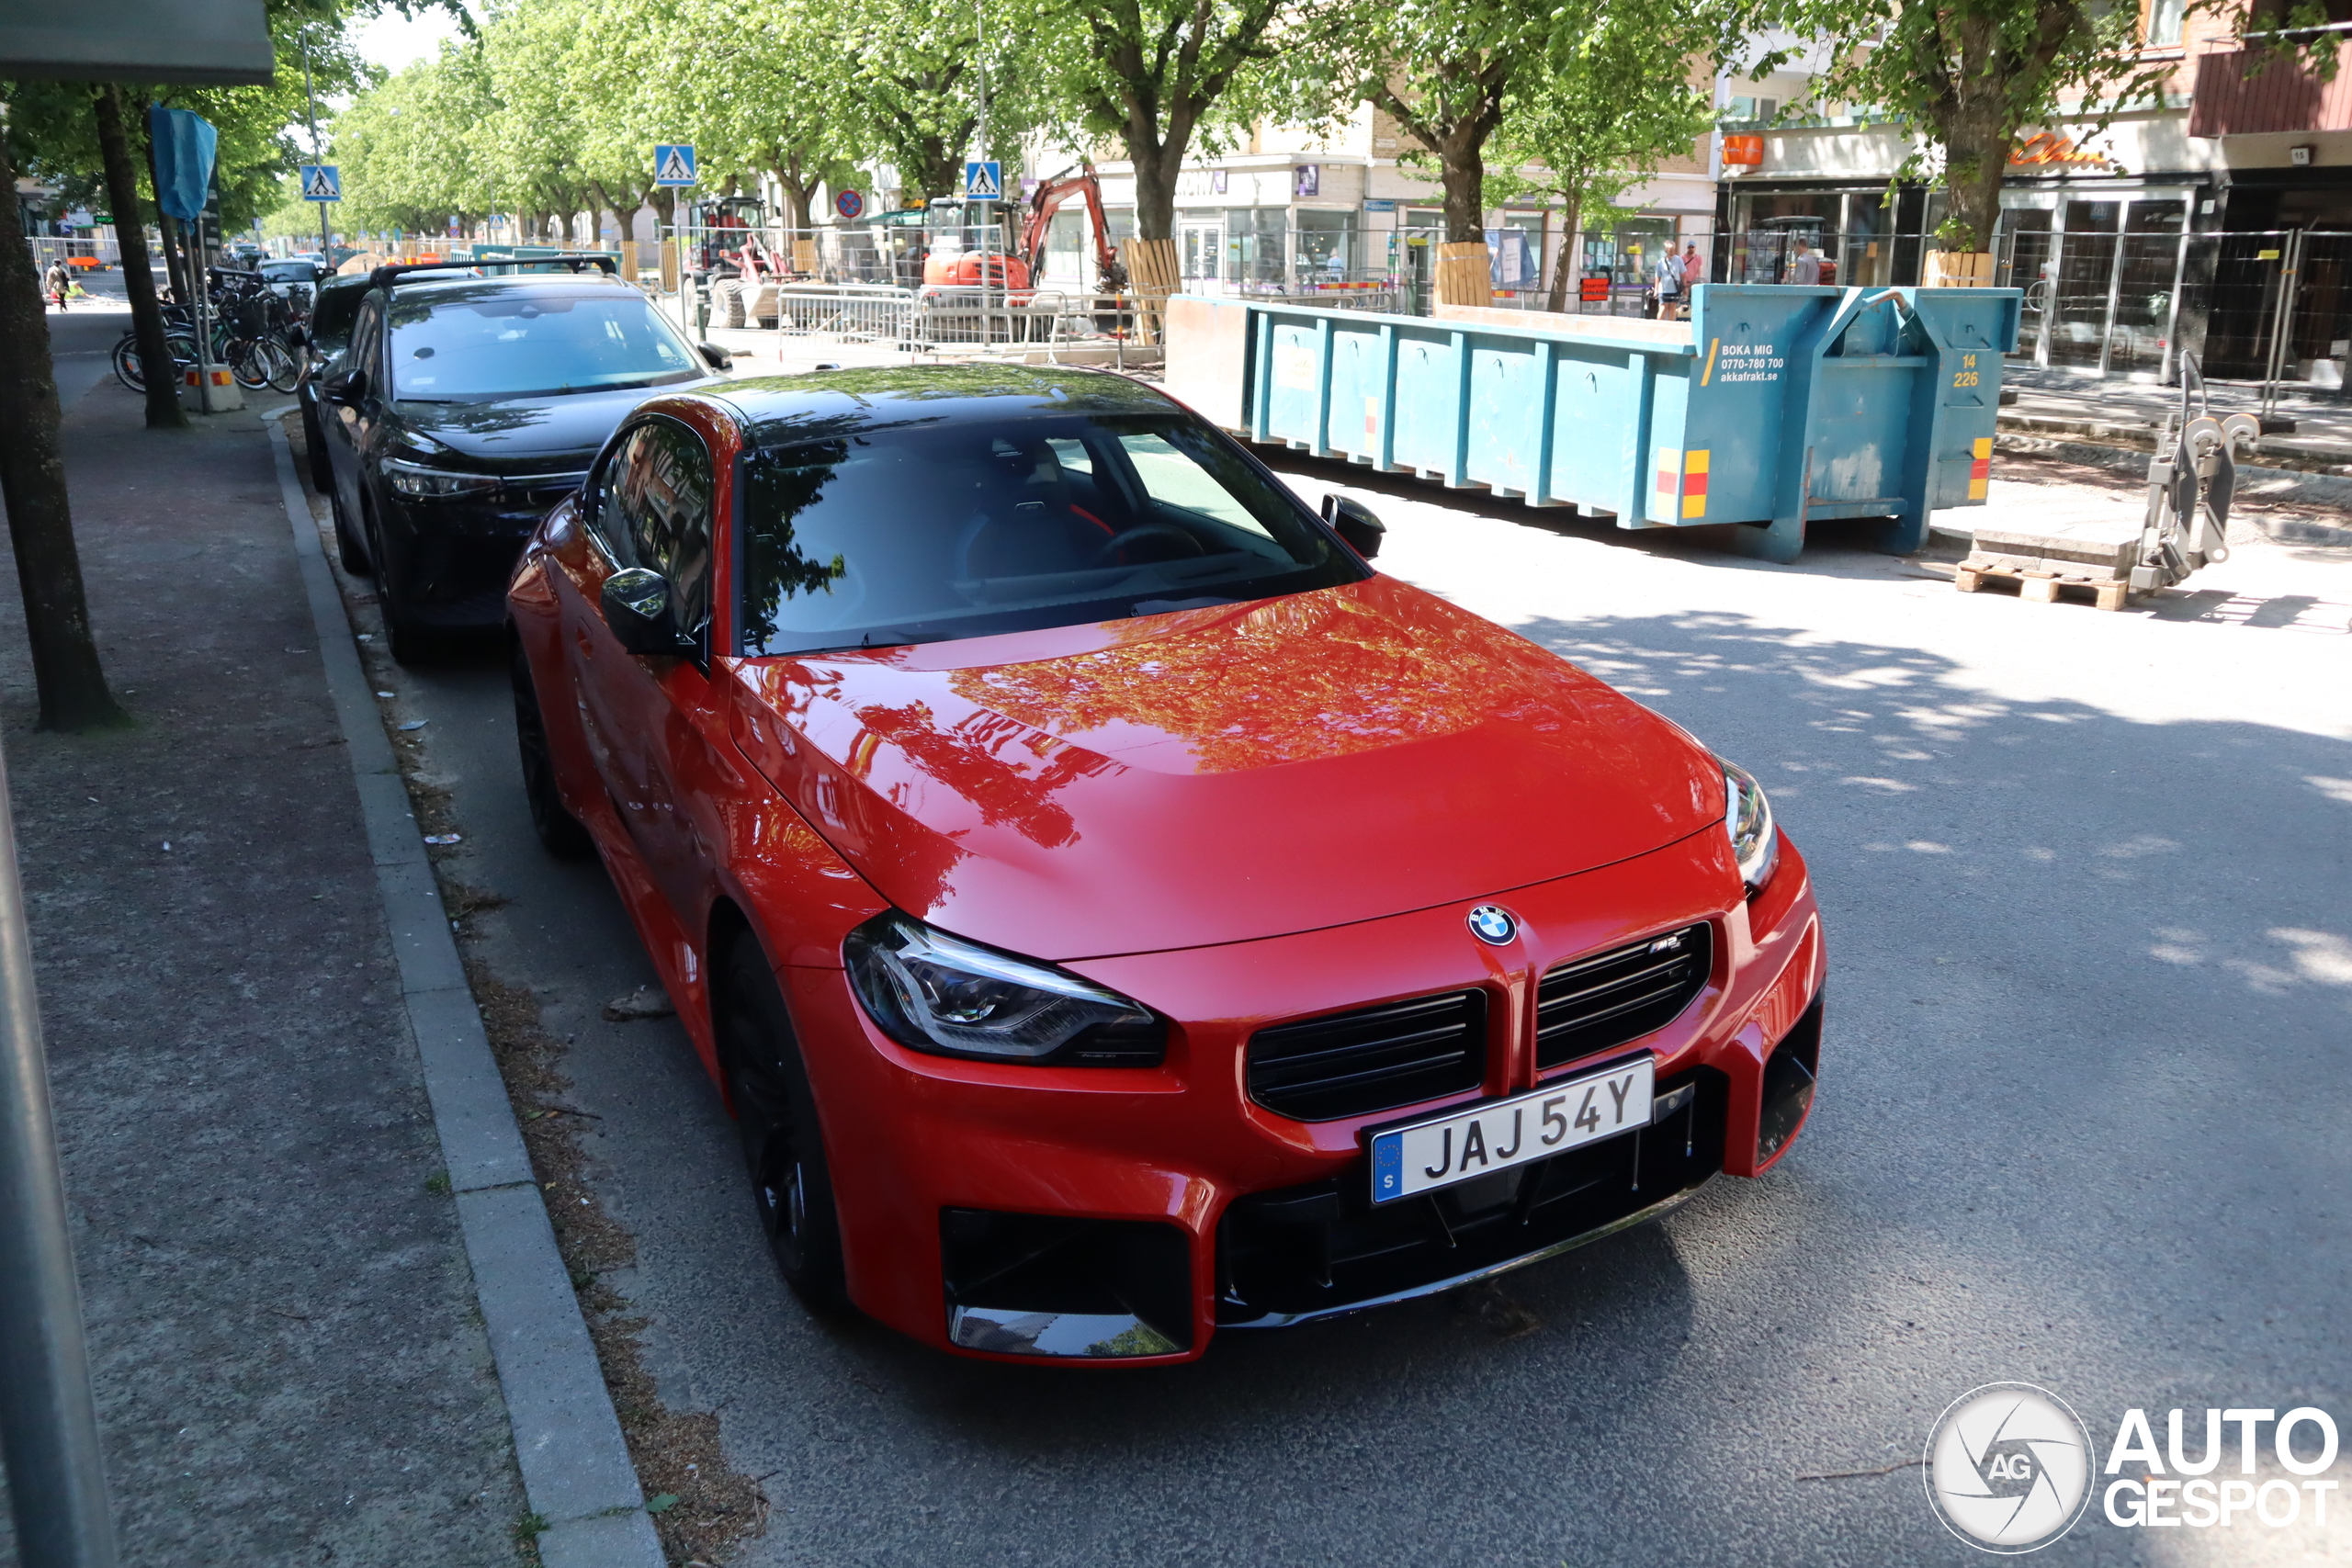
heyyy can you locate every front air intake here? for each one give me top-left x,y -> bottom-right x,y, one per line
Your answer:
1534,923 -> 1712,1069
1247,989 -> 1487,1122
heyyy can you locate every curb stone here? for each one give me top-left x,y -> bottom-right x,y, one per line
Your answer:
263,412 -> 664,1568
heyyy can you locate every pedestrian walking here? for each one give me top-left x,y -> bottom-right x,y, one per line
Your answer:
44,259 -> 73,310
1650,246 -> 1683,320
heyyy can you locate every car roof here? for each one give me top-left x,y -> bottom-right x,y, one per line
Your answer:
386,267 -> 625,299
707,365 -> 1177,447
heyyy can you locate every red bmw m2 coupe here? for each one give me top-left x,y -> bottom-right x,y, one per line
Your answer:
507,365 -> 1824,1364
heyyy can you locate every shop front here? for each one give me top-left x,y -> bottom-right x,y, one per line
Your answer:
1994,179 -> 2206,380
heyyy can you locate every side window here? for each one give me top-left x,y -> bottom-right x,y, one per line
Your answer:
595,421 -> 716,637
349,297 -> 383,387
586,428 -> 644,568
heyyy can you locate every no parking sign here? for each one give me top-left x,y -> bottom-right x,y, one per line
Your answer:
835,188 -> 865,220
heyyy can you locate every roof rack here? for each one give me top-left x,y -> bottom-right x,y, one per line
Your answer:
368,253 -> 620,288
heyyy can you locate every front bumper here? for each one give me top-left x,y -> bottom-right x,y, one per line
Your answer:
377,473 -> 586,626
785,827 -> 1825,1364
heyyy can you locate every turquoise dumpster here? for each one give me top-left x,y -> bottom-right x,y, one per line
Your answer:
1163,285 -> 2022,563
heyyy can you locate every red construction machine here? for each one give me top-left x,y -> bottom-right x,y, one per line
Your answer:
918,164 -> 1127,292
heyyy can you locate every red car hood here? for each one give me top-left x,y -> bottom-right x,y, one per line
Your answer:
727,575 -> 1723,961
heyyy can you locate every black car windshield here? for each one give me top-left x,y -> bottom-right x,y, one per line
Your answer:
388,286 -> 702,400
738,412 -> 1367,655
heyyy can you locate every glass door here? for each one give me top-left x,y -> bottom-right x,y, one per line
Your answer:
1998,210 -> 2054,363
2051,199 -> 2121,368
1179,220 -> 1224,288
2110,201 -> 2187,378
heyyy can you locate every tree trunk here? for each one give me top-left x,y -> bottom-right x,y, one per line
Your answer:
1439,121 -> 1487,244
1129,136 -> 1181,244
93,85 -> 184,429
0,130 -> 130,732
1546,192 -> 1583,313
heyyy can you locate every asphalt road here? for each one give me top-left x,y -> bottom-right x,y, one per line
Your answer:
308,427 -> 2352,1566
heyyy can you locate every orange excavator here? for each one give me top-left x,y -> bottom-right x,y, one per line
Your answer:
919,163 -> 1127,292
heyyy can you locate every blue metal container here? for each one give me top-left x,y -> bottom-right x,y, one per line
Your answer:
1180,285 -> 2021,562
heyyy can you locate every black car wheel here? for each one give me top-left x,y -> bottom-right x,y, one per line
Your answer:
509,636 -> 593,860
718,939 -> 847,1312
367,500 -> 439,665
329,480 -> 371,576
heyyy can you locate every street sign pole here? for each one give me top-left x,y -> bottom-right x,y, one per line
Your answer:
300,30 -> 330,263
0,731 -> 119,1568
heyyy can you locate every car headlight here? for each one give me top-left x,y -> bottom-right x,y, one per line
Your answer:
844,911 -> 1165,1066
385,458 -> 500,499
1722,759 -> 1779,892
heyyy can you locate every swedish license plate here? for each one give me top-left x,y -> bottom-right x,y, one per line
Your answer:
1370,1057 -> 1654,1205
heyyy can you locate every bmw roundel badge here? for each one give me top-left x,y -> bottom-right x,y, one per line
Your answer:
1466,905 -> 1518,945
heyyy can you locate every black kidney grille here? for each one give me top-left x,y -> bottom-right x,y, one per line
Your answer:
1248,989 -> 1487,1122
1535,923 -> 1712,1069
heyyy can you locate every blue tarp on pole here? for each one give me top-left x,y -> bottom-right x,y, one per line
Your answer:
147,107 -> 217,221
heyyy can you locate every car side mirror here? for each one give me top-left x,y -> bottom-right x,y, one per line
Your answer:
1322,493 -> 1385,560
602,568 -> 693,657
698,342 -> 732,370
323,367 -> 367,406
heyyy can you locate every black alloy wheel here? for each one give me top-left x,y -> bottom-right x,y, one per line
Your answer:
508,636 -> 593,860
717,939 -> 848,1312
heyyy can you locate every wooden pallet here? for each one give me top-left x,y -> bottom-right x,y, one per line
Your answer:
1955,558 -> 2132,611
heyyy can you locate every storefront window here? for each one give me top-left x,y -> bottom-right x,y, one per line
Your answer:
1295,209 -> 1359,286
1226,209 -> 1286,291
2052,199 -> 2122,367
1997,208 -> 2055,361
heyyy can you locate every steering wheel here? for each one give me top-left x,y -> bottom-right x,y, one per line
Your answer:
1089,524 -> 1204,568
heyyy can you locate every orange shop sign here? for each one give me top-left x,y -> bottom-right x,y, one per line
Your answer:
2010,133 -> 2109,166
1723,134 -> 1764,166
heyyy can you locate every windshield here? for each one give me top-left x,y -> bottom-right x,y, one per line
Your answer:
388,286 -> 703,400
738,412 -> 1367,656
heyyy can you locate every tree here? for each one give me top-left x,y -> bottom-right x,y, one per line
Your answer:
1482,6 -> 1719,310
92,85 -> 186,429
1777,0 -> 2169,254
0,124 -> 130,732
1341,0 -> 1558,246
1041,0 -> 1306,243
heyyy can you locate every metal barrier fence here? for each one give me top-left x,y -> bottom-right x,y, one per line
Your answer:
741,282 -> 1159,366
26,234 -> 125,272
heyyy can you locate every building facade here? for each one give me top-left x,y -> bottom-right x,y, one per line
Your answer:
1713,10 -> 2352,385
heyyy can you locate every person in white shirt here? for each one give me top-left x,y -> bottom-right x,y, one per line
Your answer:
1788,238 -> 1823,286
1652,249 -> 1683,318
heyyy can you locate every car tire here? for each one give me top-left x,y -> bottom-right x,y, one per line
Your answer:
367,501 -> 439,665
329,482 -> 371,575
509,636 -> 594,861
715,278 -> 746,329
717,938 -> 849,1314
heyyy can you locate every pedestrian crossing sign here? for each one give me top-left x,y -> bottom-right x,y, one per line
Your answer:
963,161 -> 1001,201
300,164 -> 341,202
653,143 -> 697,187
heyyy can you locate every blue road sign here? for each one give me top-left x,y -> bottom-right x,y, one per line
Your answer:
963,161 -> 1002,201
299,164 -> 341,202
654,143 -> 697,187
835,188 -> 865,220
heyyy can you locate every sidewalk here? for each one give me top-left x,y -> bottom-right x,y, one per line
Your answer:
2000,363 -> 2352,473
0,350 -> 636,1563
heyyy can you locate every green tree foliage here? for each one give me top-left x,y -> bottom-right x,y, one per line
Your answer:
1482,4 -> 1718,308
1038,0 -> 1311,242
1772,0 -> 2172,253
